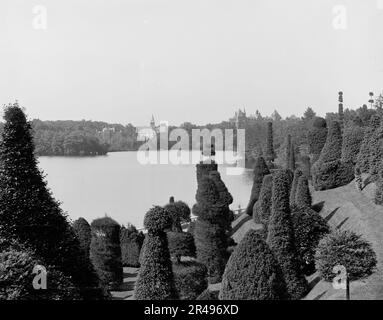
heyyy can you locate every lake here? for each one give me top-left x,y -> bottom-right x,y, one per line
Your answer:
38,151 -> 254,228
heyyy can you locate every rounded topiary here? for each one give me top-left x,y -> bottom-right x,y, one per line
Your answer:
120,224 -> 145,267
246,157 -> 270,216
315,230 -> 377,281
291,208 -> 329,274
173,261 -> 208,300
134,206 -> 177,300
72,217 -> 91,255
289,169 -> 303,209
90,217 -> 123,289
266,170 -> 308,300
144,206 -> 173,233
164,200 -> 191,231
220,230 -> 287,300
294,176 -> 312,209
253,174 -> 273,229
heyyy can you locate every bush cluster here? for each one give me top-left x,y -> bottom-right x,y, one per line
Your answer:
120,224 -> 145,267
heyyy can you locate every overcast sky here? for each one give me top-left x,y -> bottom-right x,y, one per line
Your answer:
1,0 -> 383,126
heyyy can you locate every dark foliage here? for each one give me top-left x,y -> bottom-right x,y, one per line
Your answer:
0,104 -> 105,299
246,157 -> 270,216
120,224 -> 145,267
167,231 -> 196,263
312,121 -> 354,190
294,176 -> 312,209
72,217 -> 91,256
164,201 -> 191,232
173,261 -> 208,300
220,230 -> 287,300
265,122 -> 276,164
0,238 -> 81,300
289,169 -> 303,209
266,170 -> 308,299
90,217 -> 123,289
196,289 -> 219,300
308,117 -> 327,156
341,125 -> 364,165
315,230 -> 377,281
253,174 -> 273,229
291,208 -> 329,274
135,206 -> 177,300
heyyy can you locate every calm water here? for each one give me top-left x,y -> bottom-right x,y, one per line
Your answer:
38,151 -> 253,228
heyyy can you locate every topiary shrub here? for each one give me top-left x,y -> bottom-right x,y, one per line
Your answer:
0,238 -> 80,300
315,230 -> 377,281
120,224 -> 145,267
289,169 -> 303,209
291,208 -> 329,275
253,174 -> 273,229
134,206 -> 178,300
219,230 -> 287,300
90,217 -> 123,290
167,231 -> 196,263
375,166 -> 383,205
173,261 -> 208,300
209,171 -> 233,207
356,114 -> 381,173
266,170 -> 308,300
72,217 -> 91,256
286,135 -> 296,172
164,201 -> 191,232
0,103 -> 105,299
246,157 -> 270,216
294,176 -> 312,209
308,117 -> 327,160
312,121 -> 354,190
341,125 -> 364,165
193,168 -> 232,284
368,122 -> 383,177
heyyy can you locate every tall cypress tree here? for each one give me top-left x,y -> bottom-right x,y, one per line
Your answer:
253,174 -> 273,230
286,135 -> 296,171
266,170 -> 308,299
246,157 -> 270,216
265,122 -> 275,165
338,91 -> 344,126
0,103 -> 104,299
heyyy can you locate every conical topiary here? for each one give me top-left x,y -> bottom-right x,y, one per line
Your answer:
219,230 -> 287,300
253,174 -> 273,230
266,170 -> 308,299
289,169 -> 303,209
294,176 -> 312,209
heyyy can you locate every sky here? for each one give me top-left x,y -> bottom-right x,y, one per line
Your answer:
1,0 -> 383,126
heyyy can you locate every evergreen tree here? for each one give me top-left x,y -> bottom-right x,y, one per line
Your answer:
312,121 -> 354,190
72,217 -> 91,256
289,169 -> 303,209
253,175 -> 273,230
356,114 -> 381,173
265,122 -> 276,165
120,224 -> 145,267
193,175 -> 230,284
285,135 -> 296,171
294,176 -> 312,209
341,124 -> 364,165
308,117 -> 327,162
338,91 -> 344,126
266,170 -> 308,299
301,155 -> 311,180
135,206 -> 177,300
90,217 -> 123,289
303,107 -> 316,122
246,157 -> 270,216
0,103 -> 104,299
219,230 -> 287,300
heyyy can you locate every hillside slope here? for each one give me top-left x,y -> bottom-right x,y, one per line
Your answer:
305,181 -> 383,300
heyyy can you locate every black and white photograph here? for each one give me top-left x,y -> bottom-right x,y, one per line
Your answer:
1,0 -> 383,310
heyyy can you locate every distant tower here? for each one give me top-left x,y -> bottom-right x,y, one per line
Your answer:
150,115 -> 156,129
236,108 -> 247,129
